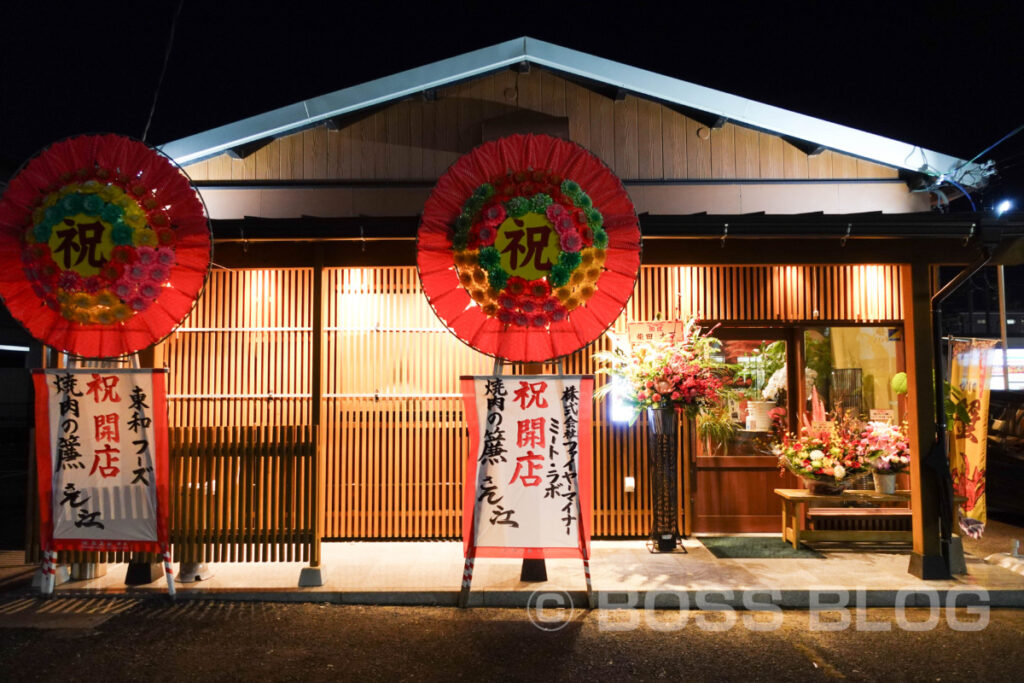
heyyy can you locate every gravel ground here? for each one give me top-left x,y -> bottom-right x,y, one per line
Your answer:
0,597 -> 1021,681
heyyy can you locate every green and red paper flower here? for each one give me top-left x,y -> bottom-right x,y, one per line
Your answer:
418,134 -> 641,362
0,135 -> 211,358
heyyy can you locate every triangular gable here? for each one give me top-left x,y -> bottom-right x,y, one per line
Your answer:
160,37 -> 988,188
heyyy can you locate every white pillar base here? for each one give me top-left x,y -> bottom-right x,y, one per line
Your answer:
31,565 -> 70,591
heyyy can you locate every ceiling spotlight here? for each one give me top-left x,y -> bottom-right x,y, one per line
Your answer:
995,199 -> 1013,216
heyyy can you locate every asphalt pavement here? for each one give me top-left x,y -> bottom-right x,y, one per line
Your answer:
0,596 -> 1020,681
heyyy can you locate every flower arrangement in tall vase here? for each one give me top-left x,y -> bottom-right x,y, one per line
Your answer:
593,316 -> 733,423
594,316 -> 734,551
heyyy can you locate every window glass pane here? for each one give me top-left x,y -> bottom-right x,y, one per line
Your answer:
698,336 -> 786,456
804,327 -> 902,420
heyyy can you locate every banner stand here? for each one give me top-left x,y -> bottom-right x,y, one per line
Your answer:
458,510 -> 594,610
35,355 -> 175,599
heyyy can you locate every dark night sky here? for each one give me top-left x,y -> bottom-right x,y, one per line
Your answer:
1,1 -> 1023,210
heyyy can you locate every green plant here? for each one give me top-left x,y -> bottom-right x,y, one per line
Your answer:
697,395 -> 740,453
944,381 -> 971,427
804,333 -> 834,399
736,340 -> 786,399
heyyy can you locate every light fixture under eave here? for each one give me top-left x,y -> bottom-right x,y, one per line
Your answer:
996,199 -> 1013,216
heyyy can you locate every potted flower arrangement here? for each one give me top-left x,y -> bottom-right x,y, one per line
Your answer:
594,316 -> 732,550
772,419 -> 870,494
856,421 -> 910,494
736,340 -> 786,432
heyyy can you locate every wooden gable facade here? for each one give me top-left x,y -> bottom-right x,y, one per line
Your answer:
31,61 -> 970,574
183,69 -> 901,185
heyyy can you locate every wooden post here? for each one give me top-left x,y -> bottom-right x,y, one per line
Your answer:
901,262 -> 945,578
301,255 -> 325,585
312,255 -> 324,567
786,327 -> 805,429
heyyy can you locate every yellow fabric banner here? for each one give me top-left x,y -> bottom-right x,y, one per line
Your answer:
948,338 -> 999,539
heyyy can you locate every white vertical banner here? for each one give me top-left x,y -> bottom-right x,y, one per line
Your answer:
460,375 -> 593,559
34,369 -> 170,553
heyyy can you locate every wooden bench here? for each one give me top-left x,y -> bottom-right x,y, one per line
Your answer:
775,489 -> 913,549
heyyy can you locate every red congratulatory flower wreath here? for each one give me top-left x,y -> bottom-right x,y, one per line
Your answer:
417,135 -> 641,362
0,134 -> 211,358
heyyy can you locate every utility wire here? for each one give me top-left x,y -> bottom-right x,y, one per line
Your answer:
948,122 -> 1024,179
141,0 -> 185,143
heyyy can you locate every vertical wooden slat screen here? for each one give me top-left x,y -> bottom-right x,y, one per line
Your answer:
162,268 -> 316,562
322,267 -> 491,539
671,264 -> 902,323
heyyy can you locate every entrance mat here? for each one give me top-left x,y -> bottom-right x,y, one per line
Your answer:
699,536 -> 824,559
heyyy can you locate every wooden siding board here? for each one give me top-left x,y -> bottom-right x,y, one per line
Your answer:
807,148 -> 834,178
589,90 -> 615,168
305,127 -> 328,180
184,160 -> 209,181
566,80 -> 591,150
757,131 -> 784,178
420,99 -> 438,179
637,98 -> 663,179
539,69 -> 567,117
613,96 -> 639,179
516,70 -> 542,112
686,117 -> 711,179
858,158 -> 897,178
662,107 -> 687,178
434,85 -> 459,177
783,142 -> 809,179
711,124 -> 737,179
835,151 -> 859,178
356,118 -> 375,180
208,154 -> 232,181
373,113 -> 389,180
732,125 -> 760,178
386,101 -> 411,179
408,101 -> 424,180
457,81 -> 483,156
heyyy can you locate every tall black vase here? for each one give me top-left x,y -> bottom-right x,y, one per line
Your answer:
646,407 -> 680,551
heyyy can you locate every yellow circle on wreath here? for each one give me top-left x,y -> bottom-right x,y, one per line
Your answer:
46,213 -> 115,277
495,212 -> 560,281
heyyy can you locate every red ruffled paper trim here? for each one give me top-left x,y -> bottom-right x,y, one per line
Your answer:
417,134 -> 640,362
0,134 -> 212,358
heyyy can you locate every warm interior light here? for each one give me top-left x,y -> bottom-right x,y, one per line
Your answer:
337,268 -> 375,329
249,269 -> 275,302
610,374 -> 634,423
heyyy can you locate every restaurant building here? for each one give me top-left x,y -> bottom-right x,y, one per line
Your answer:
18,37 -> 1024,580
